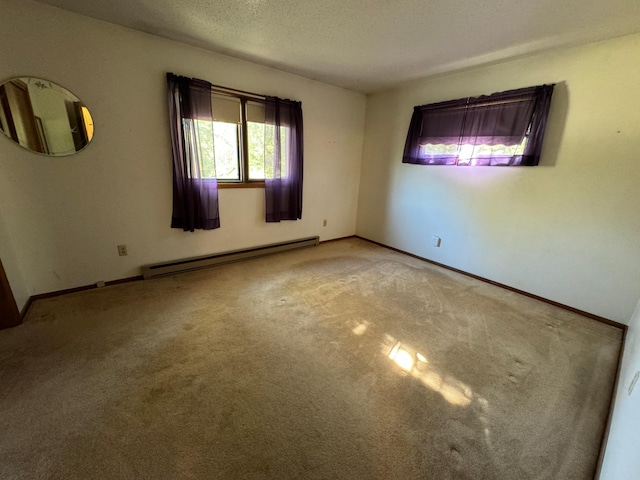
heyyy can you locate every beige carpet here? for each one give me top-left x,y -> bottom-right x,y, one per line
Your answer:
0,238 -> 622,479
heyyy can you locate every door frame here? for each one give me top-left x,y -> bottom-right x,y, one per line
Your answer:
0,257 -> 21,328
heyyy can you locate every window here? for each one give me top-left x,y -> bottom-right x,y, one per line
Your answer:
192,91 -> 289,186
402,84 -> 555,166
166,72 -> 304,229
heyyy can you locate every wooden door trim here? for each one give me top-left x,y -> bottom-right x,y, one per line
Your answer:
0,257 -> 21,328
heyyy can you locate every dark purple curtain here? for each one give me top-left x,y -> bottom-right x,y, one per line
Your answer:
264,96 -> 303,222
166,73 -> 220,231
402,84 -> 555,166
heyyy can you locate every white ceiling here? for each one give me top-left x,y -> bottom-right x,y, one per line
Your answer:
30,0 -> 640,93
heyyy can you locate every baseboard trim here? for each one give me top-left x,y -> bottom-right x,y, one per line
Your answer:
19,237 -> 353,318
21,236 -> 625,330
319,235 -> 356,244
20,297 -> 34,320
142,237 -> 319,279
355,236 -> 626,330
21,275 -> 143,319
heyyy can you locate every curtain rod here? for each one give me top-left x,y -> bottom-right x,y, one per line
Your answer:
210,83 -> 266,101
168,72 -> 268,100
421,97 -> 531,112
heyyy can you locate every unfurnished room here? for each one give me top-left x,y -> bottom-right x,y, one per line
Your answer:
0,0 -> 639,479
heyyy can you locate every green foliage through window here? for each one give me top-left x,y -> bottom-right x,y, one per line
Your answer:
189,93 -> 290,183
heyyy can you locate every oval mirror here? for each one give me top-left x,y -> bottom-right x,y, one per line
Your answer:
0,77 -> 94,156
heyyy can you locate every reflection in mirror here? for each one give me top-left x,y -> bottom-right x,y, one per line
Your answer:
0,77 -> 94,156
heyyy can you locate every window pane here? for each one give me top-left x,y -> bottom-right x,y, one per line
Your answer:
246,101 -> 265,123
247,121 -> 265,180
210,94 -> 241,180
213,121 -> 239,180
246,101 -> 266,180
280,125 -> 288,176
420,136 -> 527,166
259,124 -> 290,179
212,94 -> 241,124
263,123 -> 274,178
193,119 -> 216,178
196,94 -> 296,181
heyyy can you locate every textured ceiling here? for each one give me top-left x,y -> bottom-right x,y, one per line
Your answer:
29,0 -> 640,93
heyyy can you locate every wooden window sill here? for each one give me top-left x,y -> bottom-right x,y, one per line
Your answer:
218,182 -> 265,189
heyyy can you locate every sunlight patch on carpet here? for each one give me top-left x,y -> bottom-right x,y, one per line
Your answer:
385,336 -> 474,408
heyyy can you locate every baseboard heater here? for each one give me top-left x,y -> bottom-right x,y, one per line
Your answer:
141,236 -> 319,280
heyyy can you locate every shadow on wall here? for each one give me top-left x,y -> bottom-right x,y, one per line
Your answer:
538,81 -> 569,168
358,89 -> 408,236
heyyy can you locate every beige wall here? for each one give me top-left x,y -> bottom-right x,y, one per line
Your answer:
0,0 -> 366,309
357,33 -> 640,323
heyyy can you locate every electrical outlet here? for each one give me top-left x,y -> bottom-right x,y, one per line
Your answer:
323,219 -> 327,227
96,281 -> 106,288
117,245 -> 128,256
431,236 -> 441,247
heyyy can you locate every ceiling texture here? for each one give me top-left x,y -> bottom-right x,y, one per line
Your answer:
31,0 -> 640,93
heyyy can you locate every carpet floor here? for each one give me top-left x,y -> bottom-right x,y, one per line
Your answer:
0,238 -> 623,479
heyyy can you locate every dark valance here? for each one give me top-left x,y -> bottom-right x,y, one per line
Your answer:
403,84 -> 555,166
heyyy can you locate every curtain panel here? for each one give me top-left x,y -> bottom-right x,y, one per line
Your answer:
264,96 -> 304,222
166,73 -> 220,231
402,84 -> 555,166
